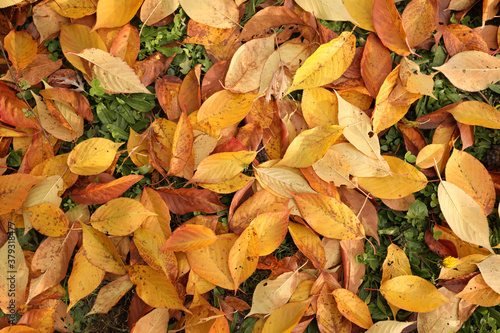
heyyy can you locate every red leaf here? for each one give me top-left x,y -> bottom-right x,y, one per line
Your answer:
0,82 -> 40,129
424,228 -> 458,258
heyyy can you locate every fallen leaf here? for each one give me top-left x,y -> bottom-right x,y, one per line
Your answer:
456,274 -> 500,307
433,50 -> 500,91
67,138 -> 123,176
179,0 -> 239,29
140,0 -> 179,26
287,32 -> 355,92
86,275 -> 133,315
261,298 -> 311,333
93,0 -> 145,30
228,225 -> 260,291
75,48 -> 151,94
438,181 -> 493,253
373,0 -> 412,55
333,288 -> 373,329
380,275 -> 450,312
160,224 -> 218,252
4,30 -> 37,70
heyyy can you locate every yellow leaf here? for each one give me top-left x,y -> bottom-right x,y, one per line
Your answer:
228,226 -> 259,291
401,0 -> 437,48
186,234 -> 237,290
380,275 -> 450,312
75,48 -> 151,94
226,34 -> 276,93
60,24 -> 107,74
381,244 -> 411,284
279,125 -> 344,168
247,270 -> 298,316
292,192 -> 365,239
288,32 -> 355,92
343,0 -> 375,31
4,30 -> 37,70
197,90 -> 256,135
94,0 -> 145,30
133,228 -> 178,281
250,210 -> 290,256
438,181 -> 493,253
358,155 -> 428,199
159,224 -> 218,252
47,0 -> 96,18
288,222 -> 326,270
90,198 -> 155,236
179,0 -> 239,29
302,88 -> 338,128
446,149 -> 496,215
332,288 -> 373,329
433,51 -> 500,92
336,91 -> 380,160
456,274 -> 500,307
199,173 -> 254,194
0,0 -> 23,8
23,203 -> 69,237
415,143 -> 447,169
381,243 -> 411,318
67,138 -> 123,176
68,249 -> 105,310
447,100 -> 500,129
140,0 -> 179,26
81,223 -> 126,275
190,151 -> 257,184
261,298 -> 311,333
128,265 -> 187,311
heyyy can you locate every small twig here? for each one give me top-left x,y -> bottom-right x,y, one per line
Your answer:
0,40 -> 52,145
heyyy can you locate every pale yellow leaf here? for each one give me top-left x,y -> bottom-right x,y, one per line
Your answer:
336,91 -> 380,160
254,163 -> 316,198
198,173 -> 254,194
140,0 -> 179,26
312,149 -> 355,188
294,0 -> 356,23
433,51 -> 500,91
131,308 -> 170,333
476,254 -> 500,294
247,271 -> 298,316
366,321 -> 415,333
226,34 -> 275,93
288,32 -> 355,92
438,181 -> 493,253
75,48 -> 151,94
456,274 -> 500,307
330,143 -> 390,177
179,0 -> 239,29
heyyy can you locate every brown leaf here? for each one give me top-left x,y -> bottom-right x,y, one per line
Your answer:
373,0 -> 412,55
156,188 -> 226,215
361,33 -> 392,98
443,24 -> 489,57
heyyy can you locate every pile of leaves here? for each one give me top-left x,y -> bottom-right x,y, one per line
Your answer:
1,0 -> 500,331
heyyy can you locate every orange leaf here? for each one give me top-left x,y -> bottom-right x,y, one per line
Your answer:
288,222 -> 326,270
169,112 -> 194,176
228,225 -> 260,291
160,224 -> 218,252
0,174 -> 39,215
361,33 -> 392,98
373,0 -> 412,55
333,288 -> 373,329
71,175 -> 143,205
109,23 -> 140,67
23,203 -> 69,237
4,30 -> 37,70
